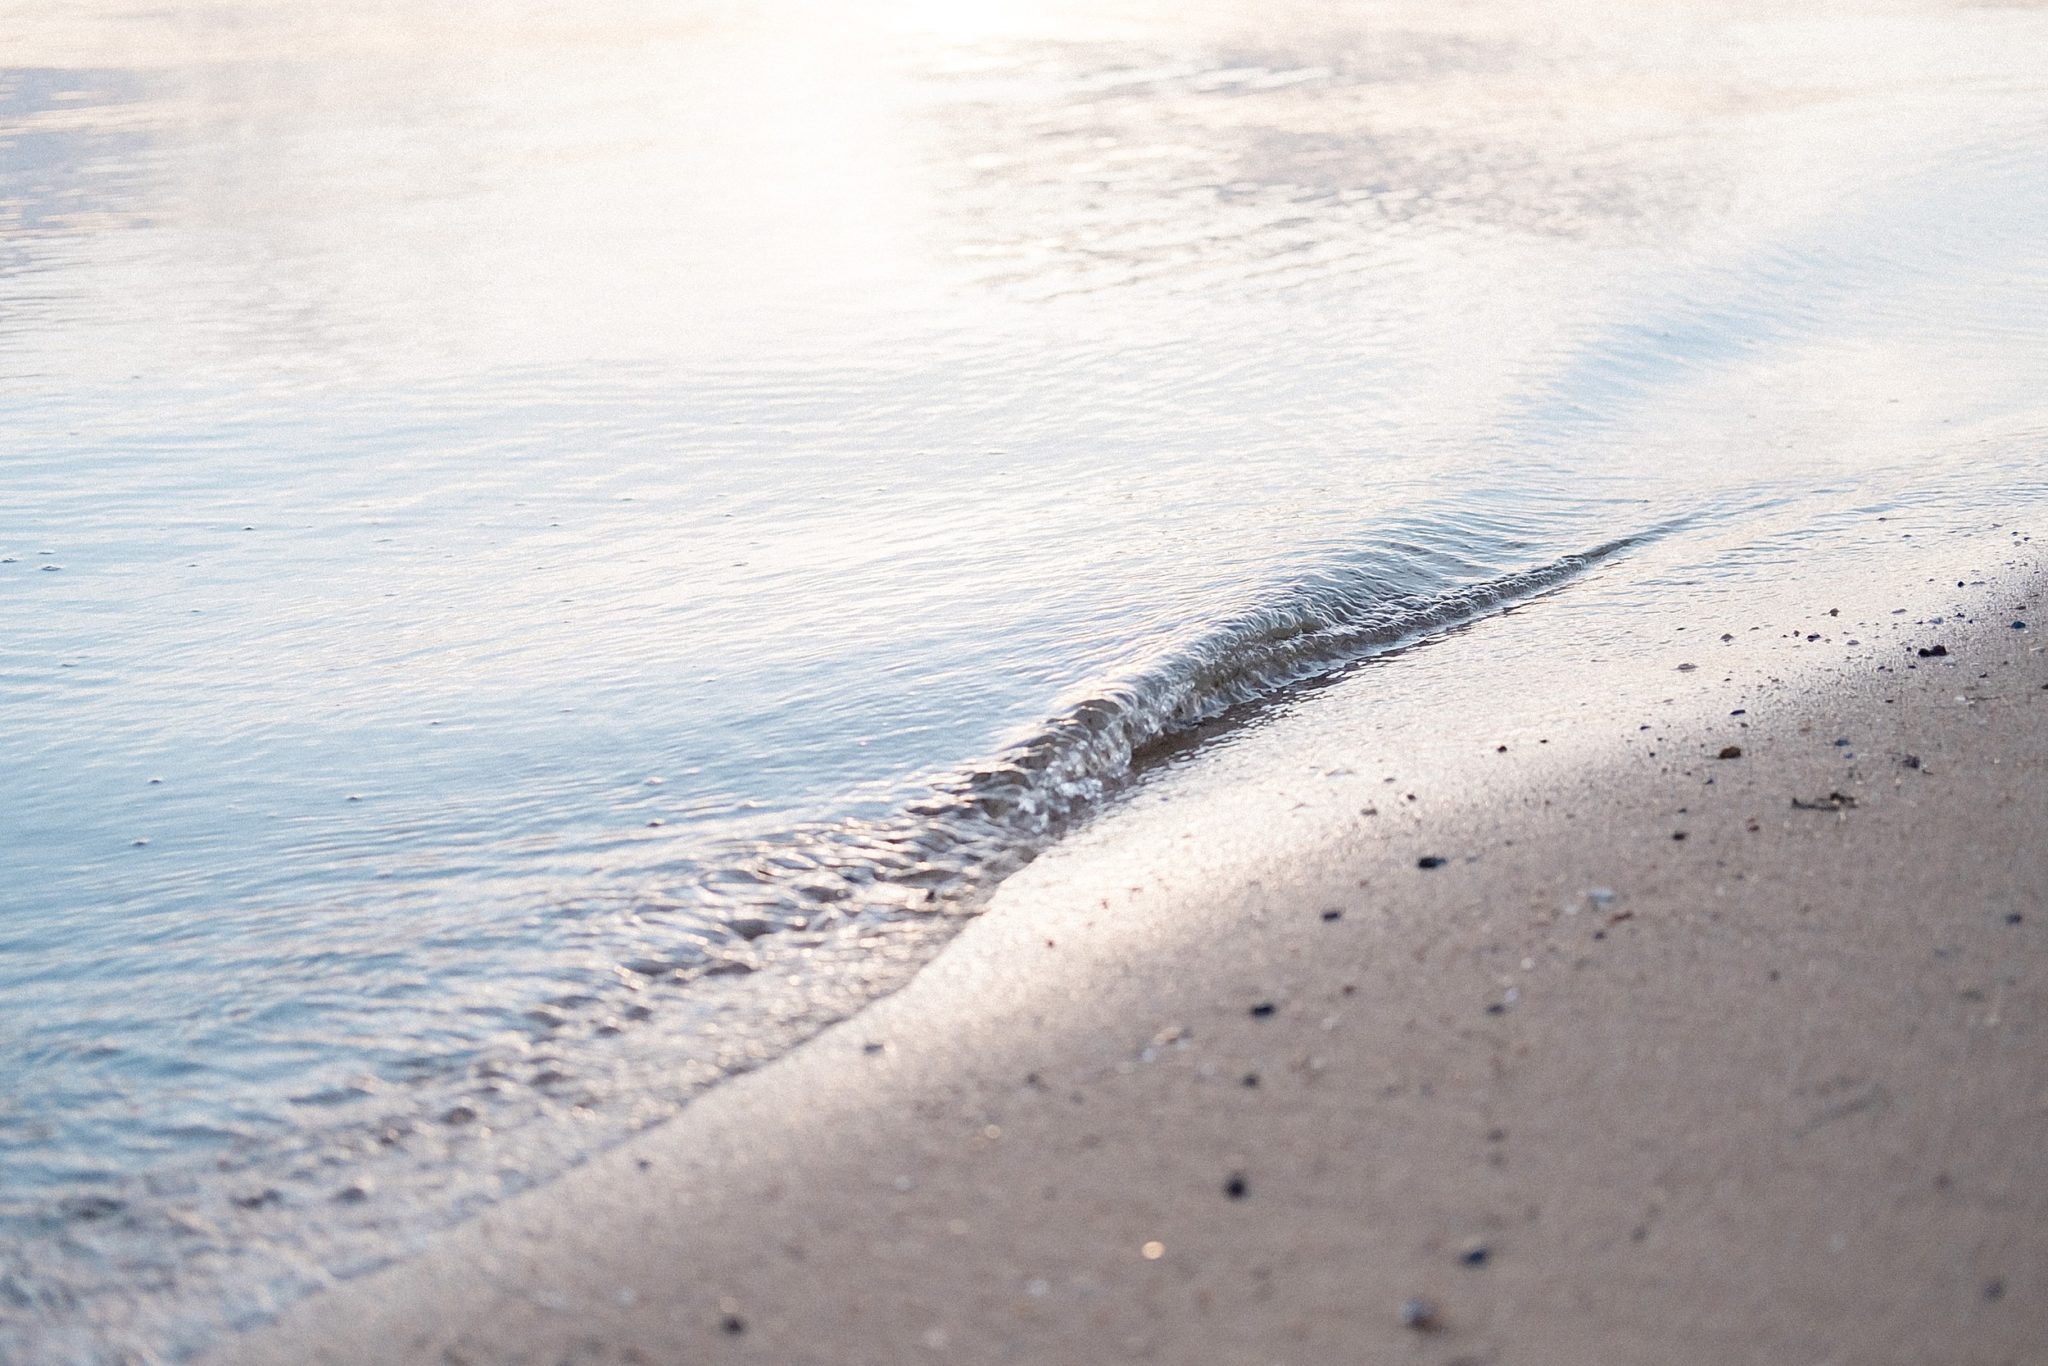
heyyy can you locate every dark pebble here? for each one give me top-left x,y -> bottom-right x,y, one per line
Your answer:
721,1314 -> 747,1335
2012,621 -> 2027,630
1672,831 -> 1687,841
1400,1296 -> 1443,1331
1320,909 -> 1342,922
1717,745 -> 1743,759
1249,1002 -> 1277,1019
1984,1279 -> 2005,1302
332,1183 -> 372,1204
2006,913 -> 2024,925
1225,1173 -> 1248,1199
1241,1073 -> 1260,1088
863,1042 -> 886,1054
1460,1245 -> 1491,1267
1484,1002 -> 1506,1016
443,1105 -> 478,1125
1917,644 -> 1949,657
1417,856 -> 1447,869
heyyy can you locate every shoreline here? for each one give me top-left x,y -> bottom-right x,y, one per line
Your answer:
215,542 -> 2045,1365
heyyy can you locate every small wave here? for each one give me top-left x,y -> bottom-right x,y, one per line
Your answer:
671,529 -> 1652,936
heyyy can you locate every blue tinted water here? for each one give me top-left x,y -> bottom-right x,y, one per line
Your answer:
2,0 -> 2045,1357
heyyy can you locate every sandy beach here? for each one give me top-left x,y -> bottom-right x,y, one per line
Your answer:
208,538 -> 2046,1366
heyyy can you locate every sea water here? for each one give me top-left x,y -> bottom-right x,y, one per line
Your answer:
3,0 -> 2045,1357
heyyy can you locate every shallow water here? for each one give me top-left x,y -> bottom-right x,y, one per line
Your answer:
3,0 -> 2046,1357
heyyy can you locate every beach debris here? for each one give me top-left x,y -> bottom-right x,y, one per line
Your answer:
1417,856 -> 1447,869
1587,887 -> 1616,908
1917,644 -> 1949,657
1320,908 -> 1342,922
1676,662 -> 1697,672
1791,792 -> 1856,811
2005,912 -> 2024,925
1141,1241 -> 1165,1260
1459,1244 -> 1491,1267
720,1313 -> 747,1335
1671,831 -> 1687,841
1717,745 -> 1743,759
1901,754 -> 1921,769
1225,1172 -> 1249,1200
2012,620 -> 2027,630
863,1042 -> 885,1054
1400,1296 -> 1443,1331
1249,1001 -> 1277,1019
1985,1279 -> 2006,1301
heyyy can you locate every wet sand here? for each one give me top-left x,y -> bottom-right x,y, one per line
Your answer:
214,551 -> 2046,1366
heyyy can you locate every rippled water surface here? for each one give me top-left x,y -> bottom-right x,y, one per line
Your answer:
3,0 -> 2046,1356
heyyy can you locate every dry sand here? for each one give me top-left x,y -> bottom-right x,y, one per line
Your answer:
215,551 -> 2046,1366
